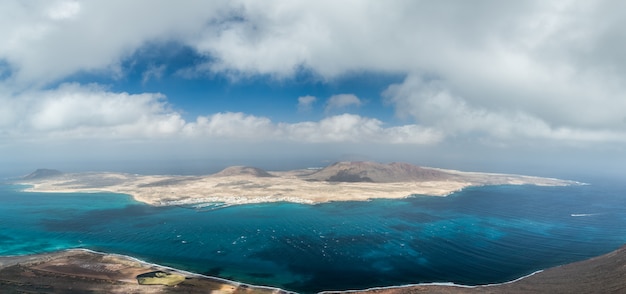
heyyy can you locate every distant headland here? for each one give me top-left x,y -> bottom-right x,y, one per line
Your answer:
19,161 -> 579,207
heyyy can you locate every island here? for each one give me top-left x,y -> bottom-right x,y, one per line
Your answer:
19,161 -> 578,207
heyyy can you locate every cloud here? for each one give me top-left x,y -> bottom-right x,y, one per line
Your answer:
297,95 -> 317,112
325,94 -> 361,112
284,114 -> 441,144
142,64 -> 167,84
1,0 -> 626,159
4,79 -> 616,152
1,83 -> 184,140
1,84 -> 439,145
185,1 -> 626,145
184,112 -> 277,140
2,1 -> 626,89
187,1 -> 544,78
185,112 -> 441,145
383,75 -> 626,144
0,1 -> 229,87
47,1 -> 81,20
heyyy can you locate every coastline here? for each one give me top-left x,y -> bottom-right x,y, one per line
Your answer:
0,248 -> 295,294
2,244 -> 624,293
21,176 -> 476,206
74,248 -> 295,293
320,270 -> 545,293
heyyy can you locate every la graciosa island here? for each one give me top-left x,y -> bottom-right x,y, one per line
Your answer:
20,161 -> 577,207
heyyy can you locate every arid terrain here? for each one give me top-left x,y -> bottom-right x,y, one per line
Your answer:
20,161 -> 577,207
0,249 -> 290,294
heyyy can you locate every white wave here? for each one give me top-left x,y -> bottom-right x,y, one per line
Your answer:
319,270 -> 544,293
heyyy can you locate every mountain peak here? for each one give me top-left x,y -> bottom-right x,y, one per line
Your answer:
212,166 -> 275,178
23,169 -> 63,180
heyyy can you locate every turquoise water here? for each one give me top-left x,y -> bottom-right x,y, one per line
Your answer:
1,182 -> 626,293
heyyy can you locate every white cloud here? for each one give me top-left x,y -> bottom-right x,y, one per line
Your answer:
1,83 -> 184,140
383,75 -> 626,144
30,84 -> 159,131
47,1 -> 81,20
7,80 -> 614,149
325,94 -> 361,112
184,112 -> 441,145
1,1 -> 625,94
186,0 -> 626,145
297,95 -> 316,112
142,64 -> 167,84
0,84 -> 439,146
185,112 -> 277,140
0,0 -> 625,155
284,114 -> 441,144
0,0 -> 228,87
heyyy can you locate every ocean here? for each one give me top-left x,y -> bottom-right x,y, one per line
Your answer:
1,181 -> 625,293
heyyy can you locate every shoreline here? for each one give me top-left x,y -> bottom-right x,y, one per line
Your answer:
0,248 -> 557,293
74,248 -> 295,293
2,245 -> 622,294
320,269 -> 545,293
0,247 -> 295,294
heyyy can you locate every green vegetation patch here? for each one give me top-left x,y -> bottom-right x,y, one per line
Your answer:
136,271 -> 186,286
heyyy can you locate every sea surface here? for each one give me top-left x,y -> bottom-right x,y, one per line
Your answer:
1,181 -> 626,293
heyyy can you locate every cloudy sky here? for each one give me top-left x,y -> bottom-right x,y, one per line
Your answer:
1,0 -> 625,178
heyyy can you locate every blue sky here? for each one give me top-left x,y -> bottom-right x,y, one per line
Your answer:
56,41 -> 403,123
1,1 -> 625,178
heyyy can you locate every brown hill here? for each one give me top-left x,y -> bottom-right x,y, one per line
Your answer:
302,162 -> 451,183
212,166 -> 274,178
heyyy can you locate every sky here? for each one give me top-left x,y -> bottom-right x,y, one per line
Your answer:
1,0 -> 625,179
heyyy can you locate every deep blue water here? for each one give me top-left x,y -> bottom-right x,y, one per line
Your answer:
1,182 -> 626,293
